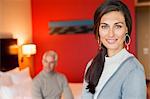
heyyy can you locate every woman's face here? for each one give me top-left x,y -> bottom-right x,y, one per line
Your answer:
99,11 -> 128,56
42,55 -> 56,73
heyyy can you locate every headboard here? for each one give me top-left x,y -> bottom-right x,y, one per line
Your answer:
0,38 -> 19,72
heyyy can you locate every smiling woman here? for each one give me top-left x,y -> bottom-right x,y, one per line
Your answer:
81,0 -> 146,99
99,11 -> 128,56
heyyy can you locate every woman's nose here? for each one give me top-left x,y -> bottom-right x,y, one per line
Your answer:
108,28 -> 115,37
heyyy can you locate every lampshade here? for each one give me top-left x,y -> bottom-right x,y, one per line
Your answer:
22,44 -> 36,56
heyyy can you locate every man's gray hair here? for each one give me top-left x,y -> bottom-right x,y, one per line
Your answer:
43,50 -> 58,62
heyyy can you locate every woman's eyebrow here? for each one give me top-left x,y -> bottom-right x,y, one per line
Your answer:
115,22 -> 124,25
100,22 -> 125,25
100,23 -> 108,25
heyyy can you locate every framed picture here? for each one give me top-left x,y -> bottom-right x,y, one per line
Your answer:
48,20 -> 93,35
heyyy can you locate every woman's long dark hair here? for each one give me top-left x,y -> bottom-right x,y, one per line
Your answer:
85,0 -> 132,94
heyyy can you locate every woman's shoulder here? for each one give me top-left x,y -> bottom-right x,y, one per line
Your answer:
121,57 -> 146,89
121,56 -> 145,76
127,56 -> 144,71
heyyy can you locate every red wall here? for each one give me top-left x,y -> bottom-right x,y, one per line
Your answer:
31,0 -> 135,82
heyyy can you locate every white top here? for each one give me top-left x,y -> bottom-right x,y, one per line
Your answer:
94,48 -> 133,99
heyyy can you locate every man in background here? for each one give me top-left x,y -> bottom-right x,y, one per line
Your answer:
32,50 -> 74,99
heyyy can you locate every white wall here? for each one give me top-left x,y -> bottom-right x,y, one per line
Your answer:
0,0 -> 32,45
0,0 -> 4,33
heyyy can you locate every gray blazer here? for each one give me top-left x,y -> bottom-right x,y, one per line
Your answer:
81,57 -> 147,99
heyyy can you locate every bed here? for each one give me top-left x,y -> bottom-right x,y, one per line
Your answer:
0,38 -> 83,99
0,67 -> 83,99
0,67 -> 32,99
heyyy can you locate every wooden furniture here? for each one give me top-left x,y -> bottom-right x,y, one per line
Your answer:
0,38 -> 19,71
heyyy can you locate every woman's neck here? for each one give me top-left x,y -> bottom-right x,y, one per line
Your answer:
107,47 -> 125,57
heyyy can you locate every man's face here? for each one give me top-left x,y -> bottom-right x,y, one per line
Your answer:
42,55 -> 56,73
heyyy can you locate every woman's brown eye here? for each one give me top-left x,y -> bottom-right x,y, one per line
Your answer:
115,25 -> 122,29
101,25 -> 108,29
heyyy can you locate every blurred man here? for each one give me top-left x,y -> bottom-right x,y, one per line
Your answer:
32,50 -> 74,99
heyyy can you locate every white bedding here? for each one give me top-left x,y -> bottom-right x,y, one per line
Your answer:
0,67 -> 83,99
0,67 -> 32,99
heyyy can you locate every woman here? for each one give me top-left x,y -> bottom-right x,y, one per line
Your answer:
81,0 -> 146,99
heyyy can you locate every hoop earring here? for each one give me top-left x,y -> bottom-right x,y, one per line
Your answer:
125,33 -> 131,50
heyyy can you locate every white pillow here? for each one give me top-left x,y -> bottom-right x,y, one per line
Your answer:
11,80 -> 32,98
0,86 -> 15,99
10,67 -> 31,85
6,67 -> 19,75
0,72 -> 13,86
0,67 -> 20,86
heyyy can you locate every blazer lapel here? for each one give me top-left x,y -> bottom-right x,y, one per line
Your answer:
97,56 -> 134,97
